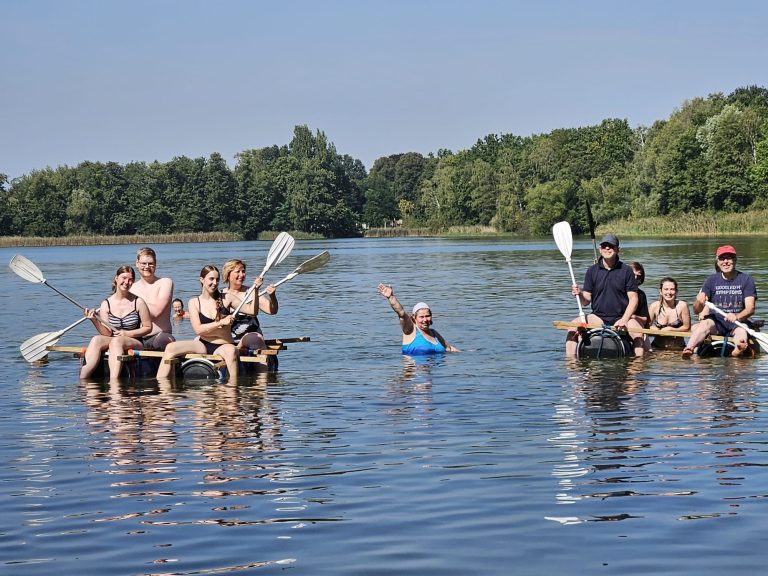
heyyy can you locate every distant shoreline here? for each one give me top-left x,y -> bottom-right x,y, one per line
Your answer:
0,230 -> 326,248
3,211 -> 768,247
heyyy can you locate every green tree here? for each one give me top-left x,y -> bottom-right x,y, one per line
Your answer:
523,179 -> 571,235
362,173 -> 397,227
696,104 -> 761,210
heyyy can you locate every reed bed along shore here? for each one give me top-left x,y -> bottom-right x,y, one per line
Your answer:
4,213 -> 768,247
0,230 -> 324,248
605,210 -> 768,237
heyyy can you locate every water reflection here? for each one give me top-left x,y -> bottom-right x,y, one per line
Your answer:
383,355 -> 442,419
547,357 -> 768,525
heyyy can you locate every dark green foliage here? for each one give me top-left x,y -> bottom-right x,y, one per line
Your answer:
5,87 -> 768,238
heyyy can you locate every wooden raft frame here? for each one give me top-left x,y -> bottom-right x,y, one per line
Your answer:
47,336 -> 311,365
552,321 -> 751,344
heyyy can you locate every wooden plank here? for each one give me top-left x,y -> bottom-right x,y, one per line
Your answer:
48,345 -> 280,360
265,336 -> 310,345
553,321 -> 694,338
552,320 -> 750,343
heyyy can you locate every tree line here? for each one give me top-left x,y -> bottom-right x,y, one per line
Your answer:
2,86 -> 768,239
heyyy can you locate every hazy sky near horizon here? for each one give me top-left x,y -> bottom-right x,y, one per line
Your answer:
2,0 -> 767,180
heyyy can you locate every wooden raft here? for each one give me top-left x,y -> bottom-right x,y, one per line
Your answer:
553,321 -> 738,343
48,336 -> 311,365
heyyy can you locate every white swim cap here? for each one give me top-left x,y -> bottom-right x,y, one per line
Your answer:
412,302 -> 430,315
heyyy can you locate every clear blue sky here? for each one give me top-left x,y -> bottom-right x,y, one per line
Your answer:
2,0 -> 766,180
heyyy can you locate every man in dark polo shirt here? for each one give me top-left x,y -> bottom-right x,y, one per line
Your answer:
565,233 -> 641,357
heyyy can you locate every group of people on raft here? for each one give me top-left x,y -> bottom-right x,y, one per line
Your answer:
564,234 -> 758,358
79,247 -> 279,383
78,245 -> 462,384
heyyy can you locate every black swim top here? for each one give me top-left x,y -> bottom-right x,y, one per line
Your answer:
106,298 -> 141,331
197,297 -> 230,324
652,303 -> 683,329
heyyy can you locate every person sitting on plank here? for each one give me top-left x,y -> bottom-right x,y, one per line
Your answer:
221,258 -> 278,352
683,245 -> 757,358
629,261 -> 652,352
648,277 -> 691,350
156,265 -> 240,381
80,265 -> 152,382
566,233 -> 643,357
377,283 -> 459,354
130,247 -> 175,351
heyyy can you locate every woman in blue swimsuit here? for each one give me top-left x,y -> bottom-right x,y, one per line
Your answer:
377,283 -> 459,355
157,265 -> 240,381
80,265 -> 152,382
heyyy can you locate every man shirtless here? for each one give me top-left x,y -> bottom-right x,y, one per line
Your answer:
130,247 -> 175,351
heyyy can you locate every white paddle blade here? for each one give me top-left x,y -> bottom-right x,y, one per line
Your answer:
552,222 -> 585,320
21,332 -> 59,362
552,222 -> 574,261
232,233 -> 296,316
9,254 -> 46,284
256,250 -> 331,295
259,232 -> 296,278
294,250 -> 330,275
752,333 -> 768,354
20,316 -> 89,362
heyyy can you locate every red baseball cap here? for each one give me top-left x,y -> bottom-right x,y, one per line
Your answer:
716,245 -> 737,258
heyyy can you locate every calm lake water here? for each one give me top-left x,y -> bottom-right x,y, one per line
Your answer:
2,236 -> 768,575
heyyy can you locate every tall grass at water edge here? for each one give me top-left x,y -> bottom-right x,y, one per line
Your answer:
605,210 -> 768,237
0,230 -> 323,248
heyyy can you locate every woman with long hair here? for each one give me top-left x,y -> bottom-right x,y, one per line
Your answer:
648,277 -> 691,350
156,265 -> 239,380
80,265 -> 152,382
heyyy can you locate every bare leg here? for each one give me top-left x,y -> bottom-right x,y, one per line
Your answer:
683,319 -> 715,358
107,337 -> 142,383
627,319 -> 645,357
565,314 -> 603,357
215,343 -> 240,382
239,332 -> 266,352
156,339 -> 206,379
731,327 -> 749,357
80,335 -> 111,379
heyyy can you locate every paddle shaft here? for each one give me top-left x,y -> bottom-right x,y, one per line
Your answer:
585,200 -> 598,263
705,302 -> 768,352
566,259 -> 586,322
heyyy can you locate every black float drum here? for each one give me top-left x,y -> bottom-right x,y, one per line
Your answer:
577,327 -> 632,359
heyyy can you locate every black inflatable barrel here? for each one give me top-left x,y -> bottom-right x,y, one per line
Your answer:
180,358 -> 224,380
577,327 -> 632,359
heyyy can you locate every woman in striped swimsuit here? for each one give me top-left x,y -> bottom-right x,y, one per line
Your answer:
80,265 -> 152,382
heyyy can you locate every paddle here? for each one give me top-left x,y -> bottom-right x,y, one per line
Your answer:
9,254 -> 115,334
20,316 -> 89,362
552,221 -> 586,322
231,232 -> 296,316
246,250 -> 331,301
10,254 -> 88,309
585,200 -> 598,263
705,302 -> 768,353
